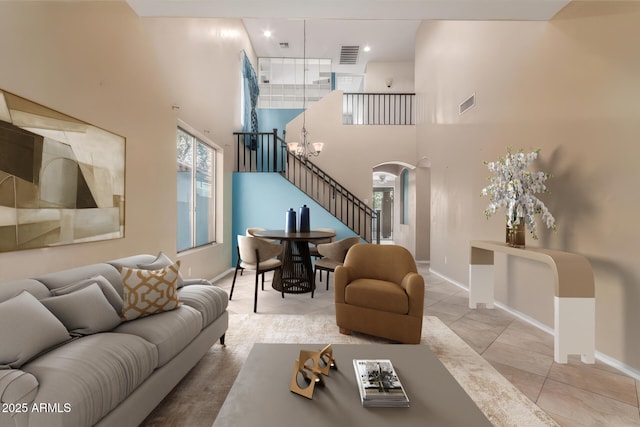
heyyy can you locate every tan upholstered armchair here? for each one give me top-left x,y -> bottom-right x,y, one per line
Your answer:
334,243 -> 424,344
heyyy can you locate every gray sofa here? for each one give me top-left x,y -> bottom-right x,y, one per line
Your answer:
0,253 -> 228,427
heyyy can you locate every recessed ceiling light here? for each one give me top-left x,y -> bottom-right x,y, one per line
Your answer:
363,45 -> 371,52
264,30 -> 272,38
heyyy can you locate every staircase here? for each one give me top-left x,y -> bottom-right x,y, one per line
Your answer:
234,130 -> 377,242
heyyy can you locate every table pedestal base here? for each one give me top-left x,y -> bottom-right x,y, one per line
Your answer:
272,241 -> 316,295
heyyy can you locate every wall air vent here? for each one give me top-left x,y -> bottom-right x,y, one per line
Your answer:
279,42 -> 289,48
339,45 -> 360,65
459,93 -> 475,115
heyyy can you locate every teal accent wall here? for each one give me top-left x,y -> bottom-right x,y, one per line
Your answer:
257,108 -> 302,135
231,172 -> 359,266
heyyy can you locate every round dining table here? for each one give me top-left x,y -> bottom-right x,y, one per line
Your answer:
252,229 -> 336,295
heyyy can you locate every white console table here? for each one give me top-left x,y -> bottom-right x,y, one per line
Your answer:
469,240 -> 595,364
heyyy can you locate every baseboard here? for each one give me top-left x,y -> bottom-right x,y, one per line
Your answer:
428,267 -> 640,381
210,267 -> 235,283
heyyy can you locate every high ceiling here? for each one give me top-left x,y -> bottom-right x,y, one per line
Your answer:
127,0 -> 571,73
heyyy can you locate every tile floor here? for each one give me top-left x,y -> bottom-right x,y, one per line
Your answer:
216,262 -> 640,427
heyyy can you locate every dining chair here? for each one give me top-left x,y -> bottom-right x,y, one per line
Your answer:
231,235 -> 283,313
308,227 -> 336,260
236,228 -> 280,278
313,236 -> 360,290
246,227 -> 277,243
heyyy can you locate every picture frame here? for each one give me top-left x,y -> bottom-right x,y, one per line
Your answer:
0,89 -> 125,252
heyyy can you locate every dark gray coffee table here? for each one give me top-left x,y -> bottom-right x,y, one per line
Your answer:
213,343 -> 492,427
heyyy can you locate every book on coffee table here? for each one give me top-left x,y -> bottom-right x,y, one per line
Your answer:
352,359 -> 410,407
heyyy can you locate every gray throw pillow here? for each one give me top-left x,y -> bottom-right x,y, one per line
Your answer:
50,275 -> 123,314
41,283 -> 122,335
0,291 -> 71,369
137,252 -> 185,288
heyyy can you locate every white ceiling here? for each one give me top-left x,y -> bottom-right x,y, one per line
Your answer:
127,0 -> 571,73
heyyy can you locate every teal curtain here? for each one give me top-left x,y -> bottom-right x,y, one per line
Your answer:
242,51 -> 259,149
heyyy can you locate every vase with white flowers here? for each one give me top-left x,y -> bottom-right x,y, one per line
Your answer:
481,147 -> 556,247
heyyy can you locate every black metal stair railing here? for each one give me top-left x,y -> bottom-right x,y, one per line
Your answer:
234,129 -> 285,173
233,129 -> 377,242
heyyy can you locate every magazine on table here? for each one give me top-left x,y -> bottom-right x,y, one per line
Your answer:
352,359 -> 410,407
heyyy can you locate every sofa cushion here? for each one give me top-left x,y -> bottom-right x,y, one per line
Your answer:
137,251 -> 185,288
178,284 -> 229,328
21,333 -> 158,427
50,275 -> 123,314
35,263 -> 124,298
120,262 -> 181,321
0,279 -> 50,304
344,278 -> 409,315
41,284 -> 121,335
113,305 -> 202,367
0,291 -> 71,369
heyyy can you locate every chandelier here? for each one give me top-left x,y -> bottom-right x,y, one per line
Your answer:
287,20 -> 324,159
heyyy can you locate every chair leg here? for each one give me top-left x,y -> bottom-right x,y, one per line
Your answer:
253,271 -> 260,313
261,272 -> 265,290
279,267 -> 285,299
236,245 -> 244,277
230,263 -> 241,300
326,270 -> 331,291
339,327 -> 352,336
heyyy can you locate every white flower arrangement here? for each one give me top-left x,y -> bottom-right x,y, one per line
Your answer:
481,147 -> 556,239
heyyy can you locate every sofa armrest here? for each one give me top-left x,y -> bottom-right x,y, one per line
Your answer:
0,370 -> 38,405
400,272 -> 425,317
334,265 -> 353,304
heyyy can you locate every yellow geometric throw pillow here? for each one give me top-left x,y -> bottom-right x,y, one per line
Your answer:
120,261 -> 182,321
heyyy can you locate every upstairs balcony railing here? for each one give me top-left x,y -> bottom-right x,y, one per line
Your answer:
343,92 -> 415,125
233,130 -> 378,243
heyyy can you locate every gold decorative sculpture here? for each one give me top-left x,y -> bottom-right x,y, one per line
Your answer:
290,344 -> 337,399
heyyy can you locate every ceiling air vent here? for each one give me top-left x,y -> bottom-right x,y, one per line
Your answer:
340,45 -> 360,65
459,94 -> 475,115
279,42 -> 289,49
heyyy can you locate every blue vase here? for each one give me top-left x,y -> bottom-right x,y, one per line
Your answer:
285,208 -> 297,233
298,205 -> 310,232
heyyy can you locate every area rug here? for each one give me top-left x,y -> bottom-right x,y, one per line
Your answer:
141,313 -> 559,427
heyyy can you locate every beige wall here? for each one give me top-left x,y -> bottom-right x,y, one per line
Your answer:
416,2 -> 640,373
0,2 -> 251,281
286,91 -> 420,253
415,164 -> 430,261
138,17 -> 255,279
364,61 -> 415,93
287,90 -> 418,207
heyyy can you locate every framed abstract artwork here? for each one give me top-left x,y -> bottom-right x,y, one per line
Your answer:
0,89 -> 125,252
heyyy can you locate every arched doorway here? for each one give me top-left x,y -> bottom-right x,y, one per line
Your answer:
372,161 -> 416,247
372,160 -> 430,261
372,170 -> 395,241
